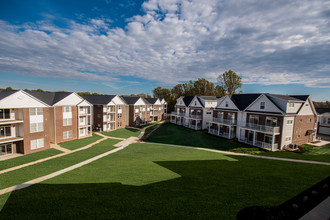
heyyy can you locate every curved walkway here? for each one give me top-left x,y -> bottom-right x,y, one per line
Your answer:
143,142 -> 330,166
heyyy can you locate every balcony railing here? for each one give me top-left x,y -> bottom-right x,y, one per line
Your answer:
243,123 -> 280,133
183,123 -> 201,130
238,137 -> 278,151
208,129 -> 235,139
171,112 -> 185,116
187,114 -> 202,119
211,117 -> 237,125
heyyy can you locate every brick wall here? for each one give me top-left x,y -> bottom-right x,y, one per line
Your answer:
116,105 -> 126,128
292,115 -> 315,145
22,107 -> 51,154
55,106 -> 78,144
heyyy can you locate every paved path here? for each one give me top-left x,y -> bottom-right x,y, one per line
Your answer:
114,137 -> 139,147
94,132 -> 126,140
143,142 -> 330,166
0,137 -> 107,175
0,146 -> 125,196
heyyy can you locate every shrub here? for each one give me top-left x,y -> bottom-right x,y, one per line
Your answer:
230,148 -> 262,155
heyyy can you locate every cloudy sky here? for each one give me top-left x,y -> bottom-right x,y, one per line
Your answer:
0,0 -> 329,100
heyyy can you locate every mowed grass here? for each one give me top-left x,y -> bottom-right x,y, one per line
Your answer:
102,127 -> 141,138
149,122 -> 330,163
0,143 -> 329,219
0,148 -> 62,172
143,123 -> 163,139
59,133 -> 103,150
148,122 -> 248,151
0,138 -> 120,191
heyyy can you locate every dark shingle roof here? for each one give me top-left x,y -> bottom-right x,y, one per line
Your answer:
121,96 -> 142,105
25,91 -> 72,106
0,89 -> 19,100
83,95 -> 116,105
269,94 -> 304,102
182,96 -> 195,106
289,95 -> 309,101
230,94 -> 261,110
315,108 -> 330,114
144,98 -> 158,104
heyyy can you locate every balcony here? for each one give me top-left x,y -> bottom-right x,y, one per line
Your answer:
208,129 -> 235,139
183,123 -> 201,130
171,112 -> 185,117
187,114 -> 202,119
242,123 -> 280,134
211,117 -> 237,125
239,137 -> 278,151
0,120 -> 24,125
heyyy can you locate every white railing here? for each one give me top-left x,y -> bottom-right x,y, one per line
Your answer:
188,114 -> 202,119
171,112 -> 185,116
208,129 -> 235,139
211,117 -> 237,125
243,123 -> 280,133
238,137 -> 278,151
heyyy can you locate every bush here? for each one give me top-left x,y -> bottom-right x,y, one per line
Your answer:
230,148 -> 262,155
299,145 -> 314,153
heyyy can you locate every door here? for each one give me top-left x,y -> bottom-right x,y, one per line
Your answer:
248,131 -> 254,143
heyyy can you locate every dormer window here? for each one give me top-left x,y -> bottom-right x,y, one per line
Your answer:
260,102 -> 265,110
195,101 -> 197,105
225,101 -> 228,107
180,101 -> 182,104
288,103 -> 294,108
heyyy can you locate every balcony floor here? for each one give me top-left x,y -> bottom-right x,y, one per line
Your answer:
0,136 -> 24,144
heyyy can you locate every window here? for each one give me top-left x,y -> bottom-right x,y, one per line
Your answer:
0,144 -> 12,156
260,102 -> 265,110
118,105 -> 122,110
63,130 -> 73,139
30,108 -> 43,116
180,101 -> 182,105
30,122 -> 44,133
118,113 -> 122,118
288,103 -> 294,108
63,118 -> 72,126
195,101 -> 197,105
0,109 -> 10,119
79,106 -> 84,111
80,129 -> 84,135
225,101 -> 228,107
118,122 -> 122,127
266,117 -> 277,127
264,135 -> 272,144
63,106 -> 72,113
31,138 -> 44,150
80,117 -> 84,123
249,115 -> 259,124
228,113 -> 235,122
285,137 -> 291,142
217,112 -> 224,119
287,119 -> 293,125
0,126 -> 11,138
135,113 -> 139,117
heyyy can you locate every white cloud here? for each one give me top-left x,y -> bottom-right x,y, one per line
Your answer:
0,0 -> 329,87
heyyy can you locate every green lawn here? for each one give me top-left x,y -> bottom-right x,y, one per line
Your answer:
0,148 -> 62,172
148,122 -> 248,151
0,138 -> 120,191
143,123 -> 163,139
59,133 -> 103,150
102,127 -> 141,138
0,143 -> 329,219
149,122 -> 330,162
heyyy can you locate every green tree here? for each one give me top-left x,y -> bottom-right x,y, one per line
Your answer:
217,70 -> 242,94
215,85 -> 226,97
193,78 -> 215,96
152,87 -> 171,101
182,81 -> 195,96
5,87 -> 13,90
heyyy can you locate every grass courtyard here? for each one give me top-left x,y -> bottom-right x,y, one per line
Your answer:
149,122 -> 330,163
0,142 -> 329,219
59,133 -> 103,150
102,127 -> 141,138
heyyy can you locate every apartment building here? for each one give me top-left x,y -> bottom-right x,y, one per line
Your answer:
26,91 -> 93,144
160,98 -> 168,119
316,108 -> 330,136
208,93 -> 317,151
0,89 -> 93,157
170,96 -> 218,130
82,95 -> 128,131
144,98 -> 164,122
120,96 -> 151,127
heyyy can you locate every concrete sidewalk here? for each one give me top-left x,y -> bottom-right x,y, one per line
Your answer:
0,146 -> 125,196
143,142 -> 330,166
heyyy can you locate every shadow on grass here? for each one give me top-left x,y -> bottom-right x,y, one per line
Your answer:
1,158 -> 329,219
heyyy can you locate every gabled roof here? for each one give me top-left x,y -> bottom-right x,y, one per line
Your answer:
25,90 -> 72,106
121,96 -> 142,105
289,95 -> 309,101
230,94 -> 261,111
83,95 -> 116,105
316,108 -> 330,114
144,98 -> 158,104
0,89 -> 19,100
268,94 -> 304,102
182,96 -> 195,106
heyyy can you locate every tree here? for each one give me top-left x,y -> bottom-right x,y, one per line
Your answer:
152,86 -> 171,100
182,81 -> 195,96
32,88 -> 45,92
193,78 -> 215,96
217,70 -> 242,94
5,87 -> 13,90
215,85 -> 226,97
130,93 -> 151,98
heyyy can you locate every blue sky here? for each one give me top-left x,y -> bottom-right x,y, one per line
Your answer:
0,0 -> 329,100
